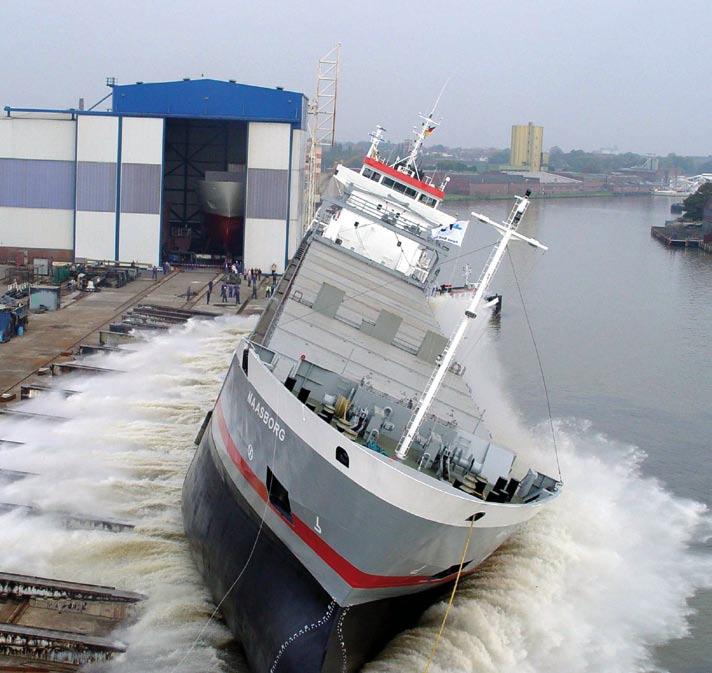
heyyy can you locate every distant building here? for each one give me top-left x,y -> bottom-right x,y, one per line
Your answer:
510,122 -> 544,171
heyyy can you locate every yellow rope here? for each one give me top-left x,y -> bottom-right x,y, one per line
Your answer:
422,516 -> 475,673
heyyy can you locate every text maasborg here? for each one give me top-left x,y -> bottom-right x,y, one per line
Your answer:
247,391 -> 286,442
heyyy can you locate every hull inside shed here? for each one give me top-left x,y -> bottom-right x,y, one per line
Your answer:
162,118 -> 247,263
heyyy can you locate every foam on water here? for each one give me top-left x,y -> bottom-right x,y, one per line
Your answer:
0,315 -> 255,672
2,312 -> 710,673
364,327 -> 712,673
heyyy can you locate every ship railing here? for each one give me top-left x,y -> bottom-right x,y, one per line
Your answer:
246,340 -> 561,503
318,192 -> 444,282
342,190 -> 431,240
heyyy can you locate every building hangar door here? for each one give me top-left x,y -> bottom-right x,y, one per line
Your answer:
162,119 -> 247,263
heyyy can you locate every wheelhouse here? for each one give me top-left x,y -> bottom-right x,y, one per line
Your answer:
360,157 -> 444,208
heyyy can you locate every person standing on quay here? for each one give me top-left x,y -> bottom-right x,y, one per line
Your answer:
220,283 -> 228,303
235,282 -> 240,305
206,279 -> 213,304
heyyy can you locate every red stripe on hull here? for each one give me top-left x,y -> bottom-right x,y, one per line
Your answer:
214,402 -> 466,590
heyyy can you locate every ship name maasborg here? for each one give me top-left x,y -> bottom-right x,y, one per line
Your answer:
247,390 -> 287,442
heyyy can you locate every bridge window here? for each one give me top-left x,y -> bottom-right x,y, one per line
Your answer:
382,177 -> 418,198
393,182 -> 417,198
362,168 -> 381,182
419,194 -> 437,207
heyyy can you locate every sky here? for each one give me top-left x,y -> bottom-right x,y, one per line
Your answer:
1,0 -> 710,156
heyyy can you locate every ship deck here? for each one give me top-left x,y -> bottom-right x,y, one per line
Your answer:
297,394 -> 536,505
250,340 -> 558,507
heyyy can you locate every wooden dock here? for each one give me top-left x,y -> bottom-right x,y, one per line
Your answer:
650,226 -> 702,247
0,572 -> 144,671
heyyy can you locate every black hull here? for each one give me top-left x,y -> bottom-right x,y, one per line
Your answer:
182,423 -> 448,673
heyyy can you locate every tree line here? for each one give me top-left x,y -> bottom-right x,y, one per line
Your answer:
322,141 -> 712,176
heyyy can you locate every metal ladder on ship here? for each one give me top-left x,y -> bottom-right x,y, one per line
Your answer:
251,233 -> 312,345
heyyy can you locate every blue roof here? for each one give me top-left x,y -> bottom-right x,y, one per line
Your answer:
111,79 -> 306,127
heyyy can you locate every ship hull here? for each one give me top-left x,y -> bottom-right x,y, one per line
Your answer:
183,426 -> 448,673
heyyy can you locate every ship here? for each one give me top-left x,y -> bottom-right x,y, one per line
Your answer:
182,106 -> 562,673
196,164 -> 246,254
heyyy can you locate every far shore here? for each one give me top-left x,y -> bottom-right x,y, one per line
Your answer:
444,191 -> 660,202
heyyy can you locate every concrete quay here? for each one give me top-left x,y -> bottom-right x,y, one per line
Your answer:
0,267 -> 259,397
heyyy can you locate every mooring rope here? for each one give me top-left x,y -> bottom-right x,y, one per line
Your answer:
421,515 -> 475,673
170,384 -> 281,672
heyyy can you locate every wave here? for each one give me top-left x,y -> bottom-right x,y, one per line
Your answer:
0,315 -> 255,673
363,330 -> 712,673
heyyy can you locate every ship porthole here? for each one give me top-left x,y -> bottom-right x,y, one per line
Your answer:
336,446 -> 349,468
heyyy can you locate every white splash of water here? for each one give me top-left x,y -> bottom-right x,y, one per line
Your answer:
3,304 -> 710,673
0,315 -> 255,672
363,328 -> 712,673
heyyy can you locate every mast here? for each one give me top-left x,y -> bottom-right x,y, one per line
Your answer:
400,82 -> 448,176
366,125 -> 386,160
401,112 -> 437,176
395,190 -> 547,460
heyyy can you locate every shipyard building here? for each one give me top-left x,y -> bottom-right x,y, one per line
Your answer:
0,79 -> 307,271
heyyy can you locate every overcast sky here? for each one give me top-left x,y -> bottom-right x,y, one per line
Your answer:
1,0 -> 710,155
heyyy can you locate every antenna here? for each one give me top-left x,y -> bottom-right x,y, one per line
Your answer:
431,77 -> 451,117
401,78 -> 450,176
304,44 -> 341,235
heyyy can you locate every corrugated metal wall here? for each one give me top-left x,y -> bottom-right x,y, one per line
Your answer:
288,128 -> 306,258
244,122 -> 292,271
74,116 -> 119,261
76,162 -> 117,212
246,168 -> 289,219
120,164 -> 161,214
0,158 -> 75,209
0,108 -> 302,268
0,117 -> 75,252
117,117 -> 163,265
73,115 -> 163,265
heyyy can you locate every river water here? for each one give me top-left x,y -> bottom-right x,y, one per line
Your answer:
0,196 -> 710,673
365,196 -> 711,673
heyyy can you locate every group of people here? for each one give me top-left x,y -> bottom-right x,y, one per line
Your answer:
151,261 -> 171,280
179,257 -> 280,306
206,279 -> 240,305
